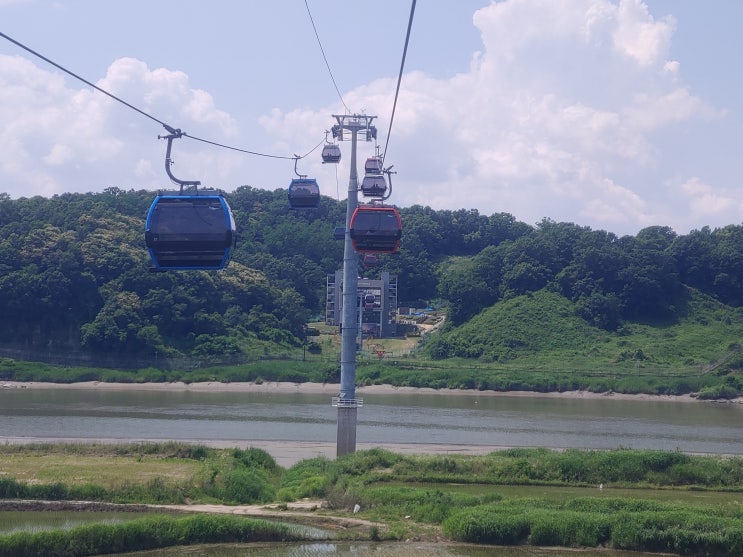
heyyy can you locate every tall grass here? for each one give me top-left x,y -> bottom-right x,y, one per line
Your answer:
442,497 -> 743,555
0,514 -> 306,557
380,448 -> 743,489
0,444 -> 281,505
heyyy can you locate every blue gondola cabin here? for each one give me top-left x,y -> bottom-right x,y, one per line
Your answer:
145,193 -> 236,271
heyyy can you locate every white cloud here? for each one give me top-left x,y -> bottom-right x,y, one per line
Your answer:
624,88 -> 717,131
42,143 -> 73,165
579,178 -> 651,227
0,54 -> 240,196
676,177 -> 739,219
612,0 -> 675,66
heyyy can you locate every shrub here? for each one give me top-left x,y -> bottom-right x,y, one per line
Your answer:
0,515 -> 300,557
232,447 -> 279,473
696,384 -> 740,400
529,510 -> 611,547
443,506 -> 531,544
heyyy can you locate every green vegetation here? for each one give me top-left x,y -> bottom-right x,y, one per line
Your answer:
442,498 -> 743,554
0,444 -> 280,505
1,285 -> 742,397
310,448 -> 743,555
2,444 -> 743,555
0,357 -> 340,385
0,514 -> 301,557
410,289 -> 743,395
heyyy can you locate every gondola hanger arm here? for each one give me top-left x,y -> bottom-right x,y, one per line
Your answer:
158,127 -> 201,193
293,155 -> 307,179
380,165 -> 395,201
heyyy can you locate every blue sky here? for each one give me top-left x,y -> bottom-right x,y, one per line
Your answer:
1,0 -> 741,236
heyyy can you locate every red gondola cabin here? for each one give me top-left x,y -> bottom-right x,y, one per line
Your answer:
349,205 -> 402,254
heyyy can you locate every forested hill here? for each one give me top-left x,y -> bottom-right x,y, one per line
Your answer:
1,187 -> 743,368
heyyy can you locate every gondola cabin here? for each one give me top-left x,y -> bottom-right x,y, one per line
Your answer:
362,254 -> 379,269
361,174 -> 388,197
364,293 -> 376,309
321,143 -> 341,163
349,205 -> 402,254
364,156 -> 383,174
288,178 -> 320,209
145,193 -> 236,271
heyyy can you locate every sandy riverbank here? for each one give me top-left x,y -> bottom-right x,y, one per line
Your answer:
0,379 -> 716,403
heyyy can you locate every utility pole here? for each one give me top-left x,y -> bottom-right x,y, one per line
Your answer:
330,113 -> 376,457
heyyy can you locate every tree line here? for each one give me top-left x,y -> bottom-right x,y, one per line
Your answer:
1,188 -> 742,363
438,219 -> 743,329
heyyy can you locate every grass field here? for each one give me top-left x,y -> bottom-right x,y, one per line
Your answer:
3,444 -> 743,555
0,454 -> 197,488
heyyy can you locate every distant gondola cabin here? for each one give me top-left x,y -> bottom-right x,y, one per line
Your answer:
145,194 -> 236,271
364,156 -> 383,174
321,143 -> 341,163
364,293 -> 376,309
349,205 -> 402,254
361,174 -> 388,197
362,254 -> 379,268
288,178 -> 320,208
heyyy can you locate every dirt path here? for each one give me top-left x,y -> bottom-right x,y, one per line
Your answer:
147,500 -> 380,533
0,499 -> 381,535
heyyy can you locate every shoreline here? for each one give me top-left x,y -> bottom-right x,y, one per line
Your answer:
2,379 -> 737,403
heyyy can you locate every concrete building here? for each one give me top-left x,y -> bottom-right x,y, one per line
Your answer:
326,271 -> 398,338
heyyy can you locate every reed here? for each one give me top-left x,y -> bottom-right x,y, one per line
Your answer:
442,497 -> 743,554
0,514 -> 304,557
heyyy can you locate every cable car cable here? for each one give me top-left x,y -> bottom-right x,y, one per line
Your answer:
335,163 -> 341,201
0,30 -> 323,164
380,0 -> 416,168
183,132 -> 325,161
304,0 -> 351,114
0,30 -> 169,130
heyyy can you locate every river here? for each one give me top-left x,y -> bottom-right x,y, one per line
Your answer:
1,385 -> 741,465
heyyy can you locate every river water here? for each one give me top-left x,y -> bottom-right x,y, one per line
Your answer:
1,387 -> 741,464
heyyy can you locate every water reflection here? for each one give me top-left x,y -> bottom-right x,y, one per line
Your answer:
0,511 -> 149,535
109,541 -> 671,557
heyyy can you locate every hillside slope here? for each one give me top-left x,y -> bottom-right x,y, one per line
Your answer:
423,288 -> 743,373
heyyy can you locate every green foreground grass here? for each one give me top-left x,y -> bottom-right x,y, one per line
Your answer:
1,443 -> 743,556
0,514 -> 300,557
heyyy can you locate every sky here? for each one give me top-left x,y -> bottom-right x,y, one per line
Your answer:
1,0 -> 742,237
